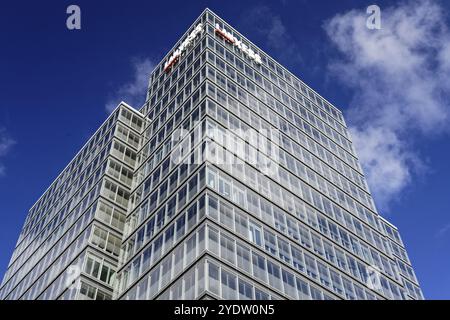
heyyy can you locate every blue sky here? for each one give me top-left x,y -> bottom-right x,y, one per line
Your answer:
0,0 -> 449,299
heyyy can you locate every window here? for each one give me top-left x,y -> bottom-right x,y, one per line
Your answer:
264,230 -> 278,255
296,277 -> 310,300
221,270 -> 237,300
291,247 -> 305,273
145,217 -> 155,240
282,270 -> 297,299
235,212 -> 248,238
307,208 -> 318,229
208,227 -> 220,256
317,262 -> 331,288
298,224 -> 311,249
236,243 -> 251,271
304,253 -> 318,280
347,256 -> 361,281
220,202 -> 234,229
164,224 -> 175,249
156,207 -> 165,230
238,279 -> 253,300
329,221 -> 340,243
176,215 -> 186,241
185,233 -> 196,266
354,284 -> 366,300
188,175 -> 198,200
267,260 -> 282,291
339,229 -> 351,250
342,278 -> 356,300
311,234 -> 324,257
323,240 -> 336,264
187,203 -> 197,230
166,196 -> 176,220
286,217 -> 299,240
178,185 -> 187,208
208,195 -> 219,221
273,209 -> 286,233
218,175 -> 231,198
220,235 -> 236,264
318,215 -> 329,236
255,288 -> 270,300
252,252 -> 267,282
330,269 -> 344,296
278,238 -> 291,264
310,286 -> 323,300
335,248 -> 348,272
184,269 -> 196,299
249,222 -> 262,246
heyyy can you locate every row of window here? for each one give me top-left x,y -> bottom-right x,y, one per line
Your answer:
15,129 -> 113,262
127,141 -> 206,241
206,76 -> 362,199
2,179 -> 104,296
118,107 -> 144,133
116,123 -> 141,150
27,108 -> 119,226
96,200 -> 126,232
111,140 -> 137,168
204,142 -> 394,263
119,222 -> 207,297
206,258 -> 321,300
205,193 -> 404,300
38,251 -> 86,300
204,165 -> 405,284
206,223 -> 381,300
134,100 -> 206,204
121,173 -> 207,276
149,34 -> 206,114
107,159 -> 134,188
78,281 -> 112,300
205,98 -> 374,217
205,37 -> 351,155
5,223 -> 93,300
121,223 -> 321,301
102,179 -> 131,209
140,71 -> 207,170
90,225 -> 121,258
206,59 -> 366,190
151,12 -> 343,131
204,13 -> 344,123
156,258 -> 280,300
84,252 -> 116,287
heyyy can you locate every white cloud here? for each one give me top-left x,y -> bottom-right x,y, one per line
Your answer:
245,6 -> 302,65
0,128 -> 16,176
436,223 -> 450,238
105,58 -> 154,113
324,0 -> 450,210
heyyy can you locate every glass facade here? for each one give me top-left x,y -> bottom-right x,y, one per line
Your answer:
0,8 -> 423,300
0,103 -> 146,300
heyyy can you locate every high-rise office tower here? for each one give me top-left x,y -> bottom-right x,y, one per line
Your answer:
0,9 -> 423,300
